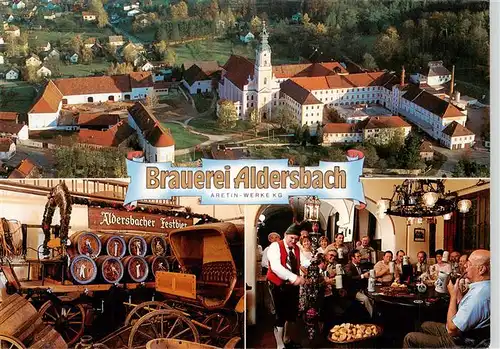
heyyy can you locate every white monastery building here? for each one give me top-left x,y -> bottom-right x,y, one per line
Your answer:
218,24 -> 474,150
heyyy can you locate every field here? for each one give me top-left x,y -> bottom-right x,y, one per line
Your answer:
188,117 -> 252,135
28,28 -> 115,48
0,81 -> 37,113
163,122 -> 208,149
58,61 -> 111,77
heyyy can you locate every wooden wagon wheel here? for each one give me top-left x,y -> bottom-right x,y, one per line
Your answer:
0,334 -> 26,349
38,300 -> 85,346
128,310 -> 200,348
200,313 -> 233,346
124,301 -> 173,326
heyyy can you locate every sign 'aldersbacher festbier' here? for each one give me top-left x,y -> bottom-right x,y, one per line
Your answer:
88,207 -> 193,233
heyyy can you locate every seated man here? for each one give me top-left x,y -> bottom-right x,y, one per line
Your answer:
403,249 -> 490,348
344,249 -> 373,318
374,250 -> 394,283
358,235 -> 376,272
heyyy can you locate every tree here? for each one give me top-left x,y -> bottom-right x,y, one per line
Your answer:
5,35 -> 19,57
373,26 -> 402,66
315,123 -> 324,144
22,65 -> 40,84
155,27 -> 168,42
481,107 -> 490,142
170,1 -> 189,20
397,132 -> 424,170
171,22 -> 181,41
208,0 -> 219,20
217,101 -> 238,129
325,107 -> 343,123
302,13 -> 311,25
250,16 -> 262,33
89,0 -> 108,28
316,23 -> 327,35
70,35 -> 83,54
154,40 -> 168,57
353,144 -> 379,167
302,124 -> 311,146
362,53 -> 378,70
107,62 -> 134,75
274,105 -> 298,131
122,45 -> 137,63
163,49 -> 176,66
146,91 -> 159,108
45,57 -> 62,76
248,108 -> 260,136
81,47 -> 94,64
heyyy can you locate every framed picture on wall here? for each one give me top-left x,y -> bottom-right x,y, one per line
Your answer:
414,228 -> 425,242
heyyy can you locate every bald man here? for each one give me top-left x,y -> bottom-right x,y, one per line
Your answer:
403,249 -> 490,348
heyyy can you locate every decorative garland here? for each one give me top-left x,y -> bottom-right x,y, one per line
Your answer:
41,183 -> 72,255
41,186 -> 219,254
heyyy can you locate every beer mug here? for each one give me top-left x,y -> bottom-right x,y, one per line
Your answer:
335,275 -> 343,289
371,251 -> 376,263
369,269 -> 376,278
403,256 -> 409,266
442,251 -> 449,262
368,277 -> 376,292
338,248 -> 343,259
435,271 -> 450,293
335,264 -> 343,275
389,261 -> 395,274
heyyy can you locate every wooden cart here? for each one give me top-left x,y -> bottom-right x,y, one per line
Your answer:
97,222 -> 244,349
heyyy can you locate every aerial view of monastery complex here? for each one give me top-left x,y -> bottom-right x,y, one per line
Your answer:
0,0 -> 490,178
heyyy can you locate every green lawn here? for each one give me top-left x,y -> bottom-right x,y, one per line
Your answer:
163,122 -> 208,149
175,150 -> 204,163
0,81 -> 37,113
188,117 -> 252,135
172,39 -> 255,66
28,28 -> 114,47
57,61 -> 111,77
193,93 -> 212,113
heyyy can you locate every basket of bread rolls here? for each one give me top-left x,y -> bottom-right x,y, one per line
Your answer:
328,323 -> 383,348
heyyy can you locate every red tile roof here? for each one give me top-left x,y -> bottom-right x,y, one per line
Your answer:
419,141 -> 434,153
280,79 -> 322,105
127,150 -> 144,160
442,121 -> 475,137
357,116 -> 411,130
0,120 -> 25,135
82,12 -> 97,16
8,159 -> 38,178
288,71 -> 390,91
130,72 -> 154,89
29,80 -> 63,113
183,61 -> 220,75
221,55 -> 255,89
78,120 -> 134,147
0,112 -> 18,122
272,62 -> 348,78
323,123 -> 357,134
53,73 -> 153,96
128,102 -> 175,147
77,113 -> 120,127
0,138 -> 13,152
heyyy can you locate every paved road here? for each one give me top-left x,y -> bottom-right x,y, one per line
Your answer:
433,145 -> 489,177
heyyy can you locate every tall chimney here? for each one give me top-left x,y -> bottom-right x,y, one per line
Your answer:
401,66 -> 405,87
450,65 -> 455,98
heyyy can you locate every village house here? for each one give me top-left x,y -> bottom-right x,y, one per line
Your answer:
140,61 -> 154,72
0,120 -> 29,140
4,25 -> 20,37
84,37 -> 97,49
82,11 -> 97,21
0,54 -> 4,65
108,35 -> 124,47
0,36 -> 4,45
182,61 -> 220,94
127,9 -> 141,17
219,24 -> 473,150
36,66 -> 51,78
28,72 -> 154,130
78,120 -> 134,148
123,3 -> 139,11
69,52 -> 79,63
38,42 -> 51,52
77,113 -> 120,130
11,0 -> 25,9
26,54 -> 42,67
419,140 -> 434,161
44,49 -> 60,62
239,31 -> 254,43
127,102 -> 175,163
0,137 -> 16,160
322,123 -> 362,144
43,13 -> 56,20
5,68 -> 19,80
0,112 -> 18,123
8,158 -> 41,178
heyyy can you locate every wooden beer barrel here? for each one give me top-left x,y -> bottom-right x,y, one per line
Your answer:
30,325 -> 68,349
101,235 -> 127,258
95,256 -> 124,284
70,255 -> 97,284
122,256 -> 149,283
0,293 -> 43,343
69,231 -> 102,259
145,255 -> 170,279
146,236 -> 168,256
127,236 -> 147,257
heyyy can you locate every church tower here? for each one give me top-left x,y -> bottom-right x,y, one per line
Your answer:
254,22 -> 273,119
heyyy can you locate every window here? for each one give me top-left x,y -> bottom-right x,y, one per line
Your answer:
264,77 -> 267,85
264,61 -> 267,65
251,95 -> 254,100
87,97 -> 93,102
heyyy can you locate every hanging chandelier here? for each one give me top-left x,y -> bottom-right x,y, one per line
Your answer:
377,179 -> 472,218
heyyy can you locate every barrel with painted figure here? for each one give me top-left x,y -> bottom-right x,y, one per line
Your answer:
122,255 -> 149,283
68,231 -> 102,259
100,234 -> 127,258
127,236 -> 148,257
69,255 -> 98,284
95,255 -> 125,284
145,255 -> 170,279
